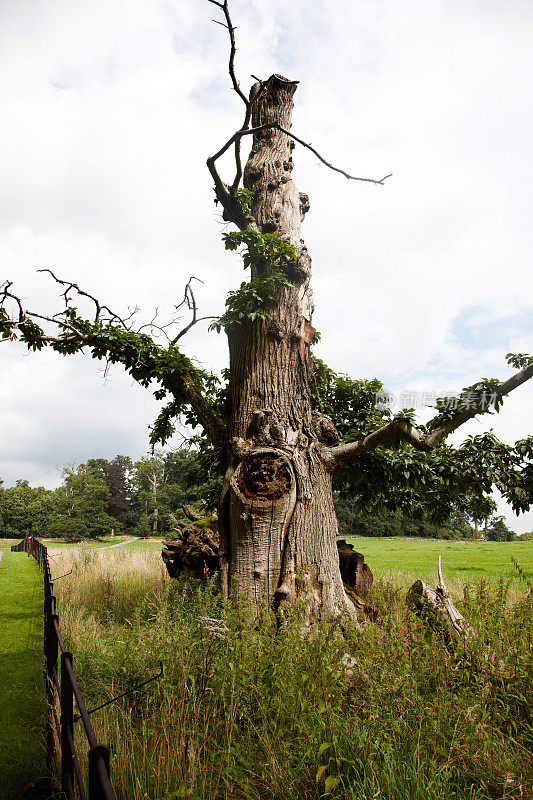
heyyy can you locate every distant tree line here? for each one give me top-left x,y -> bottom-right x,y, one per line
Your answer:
0,449 -> 521,542
0,449 -> 220,541
335,496 -> 518,541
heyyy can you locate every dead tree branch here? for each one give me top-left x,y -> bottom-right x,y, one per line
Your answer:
207,0 -> 391,229
0,281 -> 24,322
209,123 -> 391,200
325,362 -> 533,468
407,556 -> 474,643
207,0 -> 255,199
37,268 -> 132,327
1,275 -> 226,448
207,0 -> 248,107
170,277 -> 216,344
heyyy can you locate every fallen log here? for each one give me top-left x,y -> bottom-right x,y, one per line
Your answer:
406,556 -> 474,643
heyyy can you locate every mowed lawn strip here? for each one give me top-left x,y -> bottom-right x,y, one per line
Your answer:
0,550 -> 46,798
347,537 -> 533,585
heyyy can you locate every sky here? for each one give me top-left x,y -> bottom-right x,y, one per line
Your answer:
0,0 -> 532,531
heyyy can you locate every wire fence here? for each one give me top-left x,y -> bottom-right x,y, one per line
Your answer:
11,537 -> 116,800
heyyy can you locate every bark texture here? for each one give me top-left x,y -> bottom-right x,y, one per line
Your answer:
162,523 -> 374,614
336,540 -> 373,600
219,75 -> 353,622
162,524 -> 219,580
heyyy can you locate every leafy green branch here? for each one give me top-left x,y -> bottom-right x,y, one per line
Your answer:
209,271 -> 291,332
211,225 -> 297,333
427,378 -> 503,430
222,228 -> 297,272
507,352 -> 533,370
0,281 -> 226,447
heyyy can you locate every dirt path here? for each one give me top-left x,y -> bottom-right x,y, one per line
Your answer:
95,536 -> 141,550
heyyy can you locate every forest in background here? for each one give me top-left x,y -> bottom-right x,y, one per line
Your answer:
0,449 -> 522,542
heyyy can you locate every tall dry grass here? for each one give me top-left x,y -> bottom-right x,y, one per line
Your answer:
51,546 -> 533,800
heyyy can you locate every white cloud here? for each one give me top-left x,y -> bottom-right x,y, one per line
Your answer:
0,0 -> 531,533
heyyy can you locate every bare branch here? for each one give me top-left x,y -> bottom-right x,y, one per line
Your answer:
284,128 -> 392,185
37,268 -> 131,327
231,137 -> 244,194
30,271 -> 214,347
206,0 -> 391,232
324,362 -> 533,469
172,315 -> 217,344
208,122 -> 392,188
208,0 -> 248,107
1,281 -> 24,321
175,276 -> 201,318
170,277 -> 217,344
1,275 -> 227,448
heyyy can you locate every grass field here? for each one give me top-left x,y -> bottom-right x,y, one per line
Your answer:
346,537 -> 533,585
2,534 -> 530,799
23,534 -> 533,588
0,551 -> 46,798
49,545 -> 532,800
3,534 -> 531,585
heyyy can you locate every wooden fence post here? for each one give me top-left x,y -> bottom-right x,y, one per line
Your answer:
46,610 -> 60,778
88,744 -> 112,800
61,651 -> 75,797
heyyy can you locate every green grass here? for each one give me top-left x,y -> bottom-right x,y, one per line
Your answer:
1,535 -> 531,800
8,535 -> 527,588
42,536 -> 162,550
0,551 -> 46,798
52,547 -> 533,800
346,537 -> 533,585
43,536 -> 533,587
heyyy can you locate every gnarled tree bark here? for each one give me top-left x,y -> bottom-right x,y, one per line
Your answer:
217,75 -> 353,623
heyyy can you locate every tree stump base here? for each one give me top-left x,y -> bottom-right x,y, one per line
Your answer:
336,539 -> 373,600
162,525 -> 378,620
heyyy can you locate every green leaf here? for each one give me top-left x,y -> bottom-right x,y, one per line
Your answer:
316,765 -> 328,783
323,775 -> 340,795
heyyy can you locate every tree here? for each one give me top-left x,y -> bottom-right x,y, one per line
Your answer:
1,1 -> 532,621
484,515 -> 517,542
0,480 -> 58,538
104,460 -> 132,527
131,454 -> 166,537
49,464 -> 116,541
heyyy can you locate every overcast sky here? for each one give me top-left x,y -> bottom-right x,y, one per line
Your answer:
1,0 -> 532,532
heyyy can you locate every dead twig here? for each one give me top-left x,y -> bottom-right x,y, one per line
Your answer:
209,122 -> 392,186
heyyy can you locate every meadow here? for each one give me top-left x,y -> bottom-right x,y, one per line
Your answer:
42,539 -> 532,800
345,537 -> 533,585
24,534 -> 533,585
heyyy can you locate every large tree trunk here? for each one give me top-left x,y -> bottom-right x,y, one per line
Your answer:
219,75 -> 353,623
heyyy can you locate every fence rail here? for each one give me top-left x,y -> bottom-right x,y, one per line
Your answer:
11,537 -> 116,800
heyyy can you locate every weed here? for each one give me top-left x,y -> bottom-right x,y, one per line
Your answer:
52,547 -> 532,800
